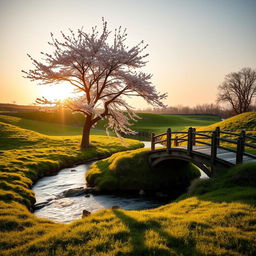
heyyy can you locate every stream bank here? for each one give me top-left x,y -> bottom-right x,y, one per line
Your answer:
33,162 -> 168,223
33,141 -> 206,223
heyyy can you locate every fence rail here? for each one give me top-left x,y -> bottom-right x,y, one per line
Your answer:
151,127 -> 256,165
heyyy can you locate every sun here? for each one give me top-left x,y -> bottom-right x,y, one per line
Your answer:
39,84 -> 74,101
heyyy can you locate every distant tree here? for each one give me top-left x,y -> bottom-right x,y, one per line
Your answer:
217,67 -> 256,114
22,20 -> 166,148
137,103 -> 224,117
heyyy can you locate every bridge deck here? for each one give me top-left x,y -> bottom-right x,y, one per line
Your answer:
151,128 -> 256,175
175,145 -> 256,165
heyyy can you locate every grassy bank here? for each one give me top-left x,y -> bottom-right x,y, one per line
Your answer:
86,148 -> 200,197
197,112 -> 256,154
180,162 -> 256,205
198,112 -> 256,133
0,120 -> 142,210
0,116 -> 256,255
2,166 -> 256,255
159,112 -> 256,154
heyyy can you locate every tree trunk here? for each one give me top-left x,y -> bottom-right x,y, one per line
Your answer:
80,116 -> 92,149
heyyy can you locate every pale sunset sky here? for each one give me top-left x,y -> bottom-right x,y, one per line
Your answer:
0,0 -> 255,109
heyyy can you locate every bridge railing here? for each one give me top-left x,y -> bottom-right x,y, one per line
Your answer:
151,127 -> 256,165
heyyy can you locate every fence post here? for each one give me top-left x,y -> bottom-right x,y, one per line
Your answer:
187,127 -> 193,155
166,128 -> 171,153
215,127 -> 220,147
236,130 -> 245,164
192,128 -> 196,146
151,133 -> 155,151
211,130 -> 217,165
174,135 -> 179,147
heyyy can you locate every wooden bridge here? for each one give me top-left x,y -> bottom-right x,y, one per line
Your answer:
149,127 -> 256,177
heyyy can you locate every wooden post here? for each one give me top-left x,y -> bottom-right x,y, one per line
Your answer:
187,127 -> 193,155
166,128 -> 171,153
192,128 -> 196,146
151,133 -> 155,151
236,130 -> 245,164
215,127 -> 220,147
174,135 -> 179,147
211,130 -> 217,164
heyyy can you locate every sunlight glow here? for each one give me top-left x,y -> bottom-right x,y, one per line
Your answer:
39,84 -> 75,101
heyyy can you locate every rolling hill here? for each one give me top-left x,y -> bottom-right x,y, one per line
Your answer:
0,112 -> 221,137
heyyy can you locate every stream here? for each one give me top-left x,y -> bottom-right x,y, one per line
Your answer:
33,141 -> 208,223
32,142 -> 168,223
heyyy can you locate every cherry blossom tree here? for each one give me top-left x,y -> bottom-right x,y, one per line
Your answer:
22,20 -> 166,148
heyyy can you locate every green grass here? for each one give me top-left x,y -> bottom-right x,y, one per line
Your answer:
163,112 -> 256,155
180,162 -> 256,205
131,113 -> 221,134
3,111 -> 221,135
2,188 -> 256,256
198,112 -> 256,134
86,148 -> 200,197
0,121 -> 143,207
2,110 -> 86,126
0,116 -> 255,255
0,114 -> 111,136
196,112 -> 256,154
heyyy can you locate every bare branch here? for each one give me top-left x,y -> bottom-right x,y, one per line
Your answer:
217,67 -> 256,114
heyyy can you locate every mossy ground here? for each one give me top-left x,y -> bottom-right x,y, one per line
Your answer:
0,115 -> 256,255
86,148 -> 200,197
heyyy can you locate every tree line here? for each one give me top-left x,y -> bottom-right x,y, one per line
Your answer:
137,103 -> 256,118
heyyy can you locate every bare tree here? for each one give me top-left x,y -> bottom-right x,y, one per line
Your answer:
22,20 -> 166,148
217,67 -> 256,114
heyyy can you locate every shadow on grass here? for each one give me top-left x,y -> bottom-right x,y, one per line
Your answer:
179,162 -> 256,206
113,209 -> 203,256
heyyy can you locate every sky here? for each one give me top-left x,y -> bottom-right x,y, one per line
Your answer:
0,0 -> 255,109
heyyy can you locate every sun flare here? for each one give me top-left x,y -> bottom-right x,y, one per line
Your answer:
39,84 -> 74,101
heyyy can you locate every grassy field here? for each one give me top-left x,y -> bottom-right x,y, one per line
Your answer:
0,114 -> 108,136
0,112 -> 221,137
131,113 -> 220,133
0,113 -> 255,255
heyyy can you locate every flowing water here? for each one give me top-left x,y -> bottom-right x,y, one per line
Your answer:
33,142 -> 167,223
33,141 -> 207,223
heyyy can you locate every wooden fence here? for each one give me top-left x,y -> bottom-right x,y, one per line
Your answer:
151,127 -> 256,164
